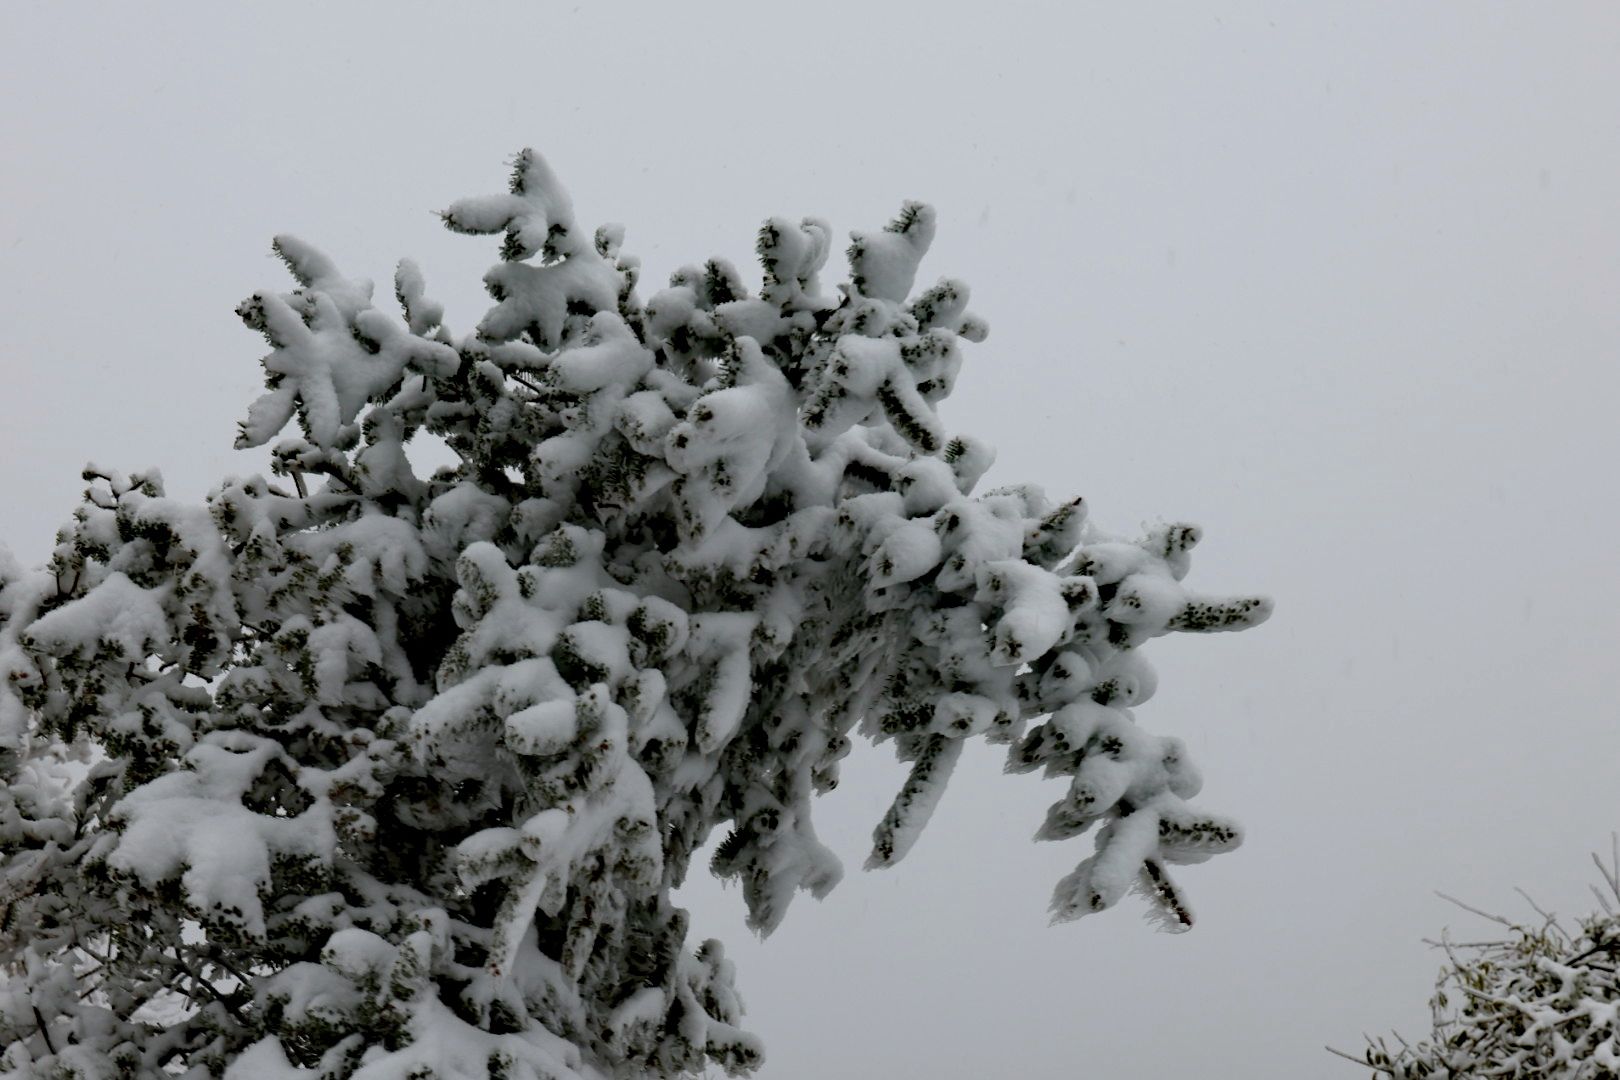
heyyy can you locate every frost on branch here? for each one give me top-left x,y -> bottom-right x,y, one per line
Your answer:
0,150 -> 1267,1079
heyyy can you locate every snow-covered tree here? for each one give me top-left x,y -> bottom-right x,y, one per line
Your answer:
0,150 -> 1269,1079
1337,842 -> 1620,1078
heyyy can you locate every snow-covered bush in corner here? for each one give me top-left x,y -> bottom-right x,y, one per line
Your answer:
0,150 -> 1268,1079
1339,843 -> 1620,1078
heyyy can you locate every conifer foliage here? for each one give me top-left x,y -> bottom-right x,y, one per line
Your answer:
0,151 -> 1268,1078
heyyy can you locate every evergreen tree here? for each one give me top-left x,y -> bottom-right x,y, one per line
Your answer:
0,150 -> 1269,1079
1337,843 -> 1620,1078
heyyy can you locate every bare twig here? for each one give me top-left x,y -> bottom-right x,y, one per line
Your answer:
1595,836 -> 1620,904
510,371 -> 547,396
1514,886 -> 1556,926
1592,883 -> 1615,916
167,952 -> 249,1027
1325,1044 -> 1369,1066
32,1004 -> 56,1056
1436,891 -> 1513,926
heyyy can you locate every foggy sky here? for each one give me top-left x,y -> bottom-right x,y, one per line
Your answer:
4,3 -> 1619,1077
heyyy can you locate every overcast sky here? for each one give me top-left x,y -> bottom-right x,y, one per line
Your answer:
5,3 -> 1620,1077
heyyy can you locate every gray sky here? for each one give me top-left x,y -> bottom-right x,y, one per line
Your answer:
5,3 -> 1620,1076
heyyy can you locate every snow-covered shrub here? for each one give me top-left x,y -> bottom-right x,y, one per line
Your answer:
1338,843 -> 1620,1078
0,150 -> 1268,1079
